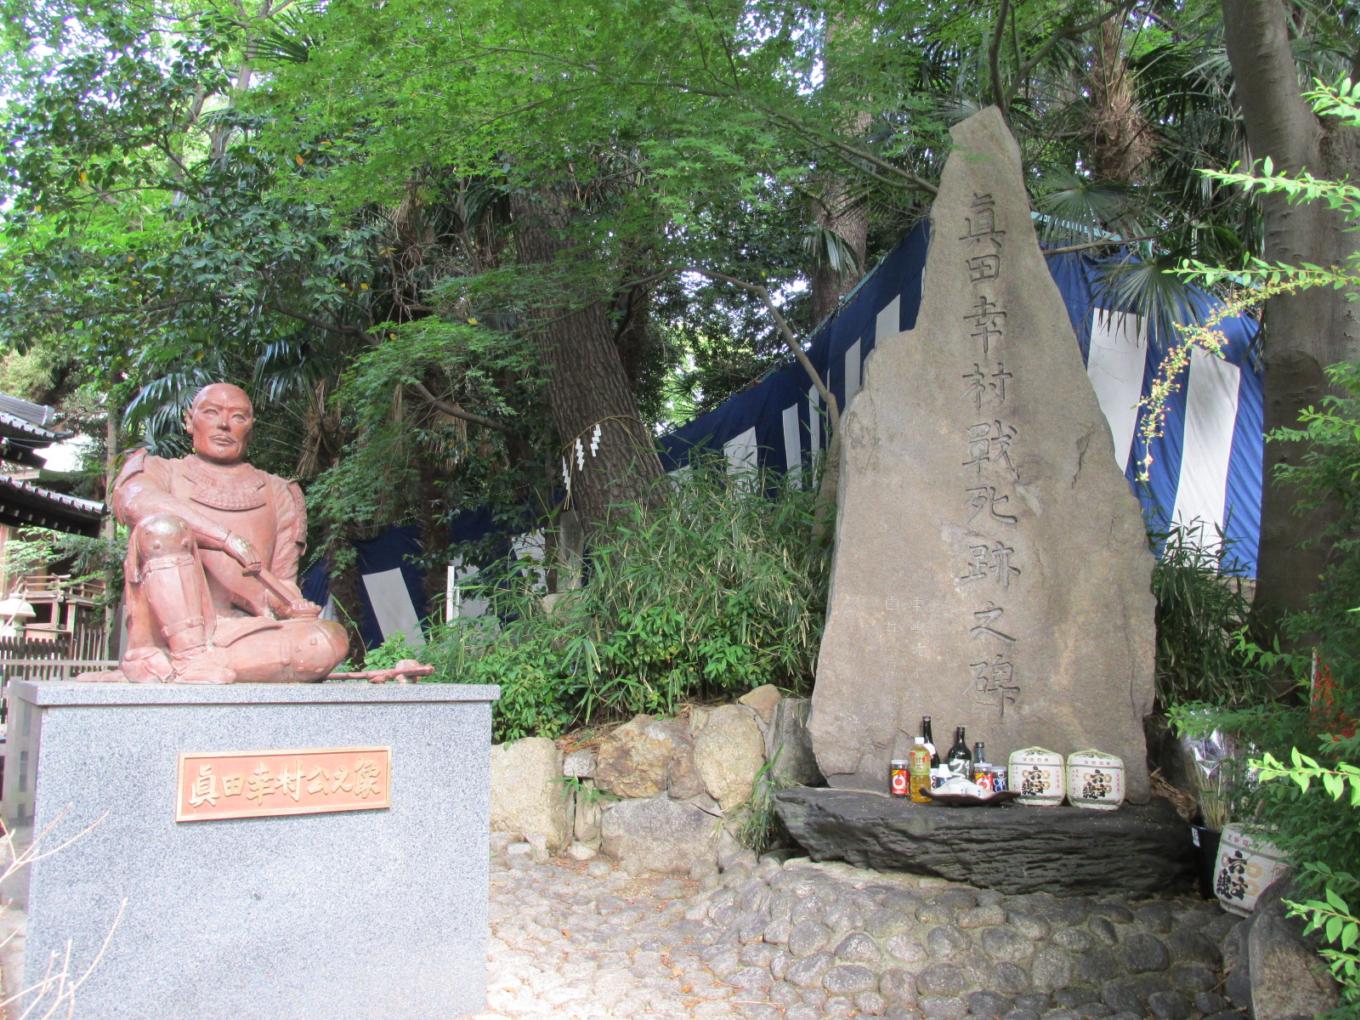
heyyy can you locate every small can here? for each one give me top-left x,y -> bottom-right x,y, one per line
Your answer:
889,760 -> 910,798
972,763 -> 995,793
991,765 -> 1008,793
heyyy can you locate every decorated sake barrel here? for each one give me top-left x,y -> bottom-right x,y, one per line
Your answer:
1213,824 -> 1289,916
1009,746 -> 1065,806
1066,749 -> 1125,810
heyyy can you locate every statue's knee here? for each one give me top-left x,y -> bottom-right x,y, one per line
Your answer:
134,513 -> 194,558
289,620 -> 349,676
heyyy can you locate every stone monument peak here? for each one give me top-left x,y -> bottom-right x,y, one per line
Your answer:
808,107 -> 1156,801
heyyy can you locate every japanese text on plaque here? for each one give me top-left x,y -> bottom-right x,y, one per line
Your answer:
176,747 -> 391,822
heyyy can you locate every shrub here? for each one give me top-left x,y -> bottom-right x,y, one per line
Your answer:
426,460 -> 830,741
1151,523 -> 1270,708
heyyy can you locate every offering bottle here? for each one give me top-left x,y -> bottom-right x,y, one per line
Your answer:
946,726 -> 972,778
920,716 -> 940,769
908,737 -> 933,804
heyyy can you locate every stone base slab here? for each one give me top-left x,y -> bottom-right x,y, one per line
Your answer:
2,680 -> 498,1020
774,786 -> 1195,896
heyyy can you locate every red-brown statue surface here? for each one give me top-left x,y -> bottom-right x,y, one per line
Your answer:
110,383 -> 348,683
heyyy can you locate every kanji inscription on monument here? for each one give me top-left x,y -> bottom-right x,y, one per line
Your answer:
176,747 -> 392,821
808,106 -> 1156,800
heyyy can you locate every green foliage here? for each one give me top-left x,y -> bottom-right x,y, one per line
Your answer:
353,631 -> 424,673
559,775 -> 617,808
305,315 -> 548,574
2,526 -> 125,606
733,752 -> 788,856
1271,361 -> 1360,688
427,462 -> 828,742
1160,82 -> 1360,989
1258,748 -> 1360,1005
428,616 -> 581,744
1151,523 -> 1270,708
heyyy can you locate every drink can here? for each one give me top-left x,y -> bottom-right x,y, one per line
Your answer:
889,760 -> 910,797
991,765 -> 1008,792
972,763 -> 994,793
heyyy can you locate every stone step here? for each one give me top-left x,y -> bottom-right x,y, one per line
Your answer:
774,787 -> 1197,897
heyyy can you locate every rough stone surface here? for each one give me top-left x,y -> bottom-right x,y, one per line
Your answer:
9,680 -> 498,1020
595,715 -> 684,799
491,736 -> 571,851
600,794 -> 721,875
765,697 -> 824,787
562,748 -> 596,779
807,105 -> 1155,800
664,723 -> 707,800
774,789 -> 1194,895
572,783 -> 603,845
1243,880 -> 1341,1020
738,685 -> 783,727
14,681 -> 1256,1020
692,704 -> 768,811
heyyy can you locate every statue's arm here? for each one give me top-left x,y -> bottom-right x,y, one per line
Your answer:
270,480 -> 307,584
250,478 -> 320,619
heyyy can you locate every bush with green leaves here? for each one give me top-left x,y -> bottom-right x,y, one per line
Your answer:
1257,748 -> 1360,1009
1151,522 -> 1270,708
1159,78 -> 1360,1010
425,461 -> 829,743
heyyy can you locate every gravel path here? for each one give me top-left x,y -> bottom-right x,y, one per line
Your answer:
467,847 -> 1246,1020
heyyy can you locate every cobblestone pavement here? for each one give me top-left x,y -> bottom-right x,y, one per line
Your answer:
468,853 -> 742,1020
467,848 -> 1246,1020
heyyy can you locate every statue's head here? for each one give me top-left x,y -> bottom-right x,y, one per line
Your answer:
185,383 -> 254,465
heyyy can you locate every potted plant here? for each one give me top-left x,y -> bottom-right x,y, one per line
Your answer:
1189,742 -> 1235,899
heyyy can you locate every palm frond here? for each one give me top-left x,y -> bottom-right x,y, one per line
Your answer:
1092,254 -> 1213,355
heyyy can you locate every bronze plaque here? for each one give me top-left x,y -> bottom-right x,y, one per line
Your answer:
176,747 -> 391,822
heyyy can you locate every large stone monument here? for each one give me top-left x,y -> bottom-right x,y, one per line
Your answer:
808,108 -> 1156,800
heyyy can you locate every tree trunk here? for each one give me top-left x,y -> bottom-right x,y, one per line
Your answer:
809,175 -> 869,326
1088,20 -> 1153,182
509,188 -> 663,533
1221,0 -> 1360,626
809,15 -> 871,327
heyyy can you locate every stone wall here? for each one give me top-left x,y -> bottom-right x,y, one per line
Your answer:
489,686 -> 821,875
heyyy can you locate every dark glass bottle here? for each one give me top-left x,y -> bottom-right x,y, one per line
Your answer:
921,716 -> 941,769
946,726 -> 972,777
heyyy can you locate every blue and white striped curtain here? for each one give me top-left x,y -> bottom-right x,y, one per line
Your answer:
660,222 -> 1264,576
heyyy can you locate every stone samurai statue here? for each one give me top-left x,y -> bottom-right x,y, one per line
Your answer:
110,383 -> 348,684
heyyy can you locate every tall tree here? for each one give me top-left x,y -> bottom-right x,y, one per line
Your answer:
1220,0 -> 1360,624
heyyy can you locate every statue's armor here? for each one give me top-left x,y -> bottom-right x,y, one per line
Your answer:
115,450 -> 324,680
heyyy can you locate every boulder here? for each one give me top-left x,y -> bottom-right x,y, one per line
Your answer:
765,697 -> 823,787
808,106 -> 1155,799
1236,879 -> 1341,1020
600,795 -> 723,875
774,787 -> 1194,896
692,704 -> 768,810
572,781 -> 604,845
562,748 -> 596,779
739,685 -> 784,728
490,737 -> 570,851
595,714 -> 685,799
665,724 -> 707,800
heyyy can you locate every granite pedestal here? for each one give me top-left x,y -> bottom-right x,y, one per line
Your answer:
1,679 -> 499,1020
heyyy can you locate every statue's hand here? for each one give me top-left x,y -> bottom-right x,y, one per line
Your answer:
275,596 -> 323,620
224,533 -> 263,575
